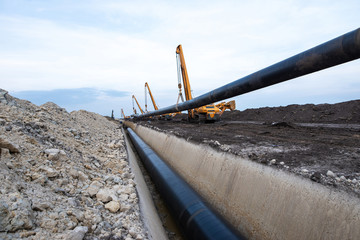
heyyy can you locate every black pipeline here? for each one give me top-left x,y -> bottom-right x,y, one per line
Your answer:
126,128 -> 246,240
140,28 -> 360,118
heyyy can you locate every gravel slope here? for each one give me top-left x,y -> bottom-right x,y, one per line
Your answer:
0,89 -> 148,240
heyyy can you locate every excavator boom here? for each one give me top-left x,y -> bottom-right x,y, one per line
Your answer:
132,95 -> 144,114
145,82 -> 176,120
175,44 -> 236,121
145,82 -> 159,111
121,108 -> 129,119
176,44 -> 224,122
176,45 -> 193,101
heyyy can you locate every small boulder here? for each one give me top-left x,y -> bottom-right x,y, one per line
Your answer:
1,148 -> 11,159
0,199 -> 34,232
78,171 -> 88,182
87,181 -> 103,197
69,169 -> 79,178
326,170 -> 336,178
96,188 -> 113,203
269,159 -> 276,165
40,166 -> 58,178
65,226 -> 88,240
0,137 -> 20,153
119,193 -> 129,201
32,201 -> 52,211
105,201 -> 120,213
45,148 -> 60,160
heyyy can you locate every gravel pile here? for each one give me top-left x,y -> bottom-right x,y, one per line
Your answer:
0,89 -> 148,240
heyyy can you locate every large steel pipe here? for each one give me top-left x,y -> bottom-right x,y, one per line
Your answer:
126,128 -> 246,240
140,28 -> 360,118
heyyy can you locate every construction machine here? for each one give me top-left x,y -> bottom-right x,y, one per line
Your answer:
176,44 -> 235,122
216,100 -> 236,115
132,95 -> 144,115
145,82 -> 159,112
145,82 -> 176,120
121,108 -> 129,119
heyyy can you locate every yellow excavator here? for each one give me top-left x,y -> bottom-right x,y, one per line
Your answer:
216,101 -> 236,116
121,108 -> 129,119
176,44 -> 235,121
145,82 -> 176,120
132,95 -> 144,115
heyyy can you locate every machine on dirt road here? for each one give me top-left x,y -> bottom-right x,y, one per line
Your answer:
176,44 -> 235,122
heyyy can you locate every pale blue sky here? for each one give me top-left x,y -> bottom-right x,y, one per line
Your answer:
0,0 -> 359,117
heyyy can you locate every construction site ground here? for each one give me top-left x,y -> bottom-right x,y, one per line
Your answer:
133,100 -> 360,198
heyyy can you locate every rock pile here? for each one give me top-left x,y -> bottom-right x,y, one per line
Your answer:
0,89 -> 148,239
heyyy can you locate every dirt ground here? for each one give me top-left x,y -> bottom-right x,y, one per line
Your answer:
132,100 -> 360,198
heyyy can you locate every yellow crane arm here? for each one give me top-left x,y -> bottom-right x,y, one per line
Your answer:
121,108 -> 129,119
132,95 -> 144,114
145,82 -> 159,111
176,44 -> 196,119
176,45 -> 192,101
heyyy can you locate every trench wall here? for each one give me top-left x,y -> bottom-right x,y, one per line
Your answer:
123,128 -> 168,240
125,122 -> 360,240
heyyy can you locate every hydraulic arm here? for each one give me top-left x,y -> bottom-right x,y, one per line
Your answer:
121,108 -> 129,119
132,95 -> 144,115
145,82 -> 176,120
176,45 -> 230,121
145,82 -> 158,112
216,100 -> 236,115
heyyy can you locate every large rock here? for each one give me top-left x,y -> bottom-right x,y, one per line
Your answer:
1,148 -> 11,159
40,166 -> 59,178
0,201 -> 9,231
105,201 -> 120,213
32,200 -> 52,211
87,180 -> 103,197
0,137 -> 20,153
0,198 -> 34,232
64,226 -> 88,240
44,148 -> 65,161
78,171 -> 88,182
96,188 -> 113,203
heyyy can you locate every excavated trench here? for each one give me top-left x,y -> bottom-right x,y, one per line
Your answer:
123,121 -> 360,240
122,127 -> 182,240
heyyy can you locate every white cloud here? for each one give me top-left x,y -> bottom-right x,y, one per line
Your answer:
0,0 -> 359,113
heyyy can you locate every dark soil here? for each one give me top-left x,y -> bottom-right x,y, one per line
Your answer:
133,100 -> 360,197
222,100 -> 360,124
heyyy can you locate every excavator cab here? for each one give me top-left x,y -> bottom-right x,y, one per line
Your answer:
197,105 -> 221,122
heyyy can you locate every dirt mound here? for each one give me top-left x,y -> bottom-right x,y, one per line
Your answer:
221,100 -> 360,123
0,89 -> 148,239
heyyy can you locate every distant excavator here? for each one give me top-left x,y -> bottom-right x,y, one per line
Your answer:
145,82 -> 176,120
121,108 -> 129,119
176,44 -> 235,122
132,95 -> 144,115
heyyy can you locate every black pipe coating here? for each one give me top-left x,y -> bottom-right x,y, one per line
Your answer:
139,28 -> 360,118
126,128 -> 246,240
